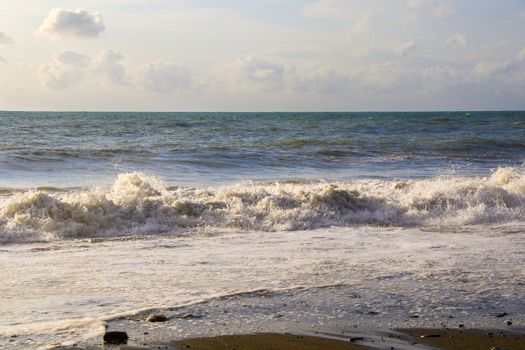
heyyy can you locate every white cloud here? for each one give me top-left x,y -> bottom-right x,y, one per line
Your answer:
37,51 -> 89,89
37,8 -> 105,39
290,64 -> 351,93
446,32 -> 469,46
227,55 -> 350,94
434,3 -> 455,17
230,56 -> 286,91
38,50 -> 129,89
91,50 -> 128,85
473,61 -> 512,79
138,62 -> 192,93
394,40 -> 417,56
471,49 -> 525,88
356,62 -> 407,92
355,61 -> 466,94
0,31 -> 14,46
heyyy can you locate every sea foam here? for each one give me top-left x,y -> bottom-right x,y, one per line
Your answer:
1,168 -> 525,243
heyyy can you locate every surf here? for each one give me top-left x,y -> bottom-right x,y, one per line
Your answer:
1,167 -> 524,243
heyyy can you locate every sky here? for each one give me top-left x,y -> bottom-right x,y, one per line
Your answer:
0,0 -> 524,111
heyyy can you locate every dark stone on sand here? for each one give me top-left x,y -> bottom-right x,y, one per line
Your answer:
420,334 -> 441,338
506,321 -> 512,326
103,331 -> 128,344
350,337 -> 364,342
496,312 -> 509,318
366,311 -> 380,315
409,315 -> 419,318
458,323 -> 464,328
146,314 -> 169,322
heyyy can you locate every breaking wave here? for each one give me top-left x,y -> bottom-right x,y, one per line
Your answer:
1,168 -> 525,243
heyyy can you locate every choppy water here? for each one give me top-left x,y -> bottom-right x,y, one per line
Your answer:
1,111 -> 525,243
1,111 -> 524,188
0,111 -> 524,349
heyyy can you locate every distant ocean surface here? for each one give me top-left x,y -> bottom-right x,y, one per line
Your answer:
1,111 -> 524,188
1,111 -> 524,349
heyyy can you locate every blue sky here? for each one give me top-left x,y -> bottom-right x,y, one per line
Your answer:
0,0 -> 524,111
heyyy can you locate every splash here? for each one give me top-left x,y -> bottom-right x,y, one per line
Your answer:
1,169 -> 525,243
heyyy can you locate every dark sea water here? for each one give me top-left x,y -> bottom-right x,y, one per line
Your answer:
1,111 -> 524,188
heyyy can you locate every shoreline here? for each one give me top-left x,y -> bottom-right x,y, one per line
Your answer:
174,328 -> 525,350
47,326 -> 525,350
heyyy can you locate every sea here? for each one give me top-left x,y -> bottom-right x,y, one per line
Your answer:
0,111 -> 524,349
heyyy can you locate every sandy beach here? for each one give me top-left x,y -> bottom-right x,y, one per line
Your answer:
47,326 -> 525,350
174,329 -> 525,350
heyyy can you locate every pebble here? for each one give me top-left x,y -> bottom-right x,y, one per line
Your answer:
146,314 -> 169,322
350,337 -> 364,342
103,331 -> 128,344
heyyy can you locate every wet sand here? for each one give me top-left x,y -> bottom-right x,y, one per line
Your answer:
49,327 -> 525,350
399,328 -> 525,350
173,333 -> 370,350
170,328 -> 525,350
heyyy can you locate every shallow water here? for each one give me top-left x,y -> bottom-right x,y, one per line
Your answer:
1,226 -> 523,349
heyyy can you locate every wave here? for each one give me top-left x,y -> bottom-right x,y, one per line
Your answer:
1,168 -> 525,243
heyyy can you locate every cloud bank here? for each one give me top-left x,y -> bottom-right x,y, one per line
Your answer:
91,50 -> 128,85
38,50 -> 130,89
227,55 -> 351,94
38,51 -> 193,93
138,62 -> 192,93
37,51 -> 90,89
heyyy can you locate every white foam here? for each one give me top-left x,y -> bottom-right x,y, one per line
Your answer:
0,226 -> 523,348
1,168 -> 525,242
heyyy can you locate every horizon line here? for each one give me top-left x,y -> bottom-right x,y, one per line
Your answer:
1,109 -> 524,113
